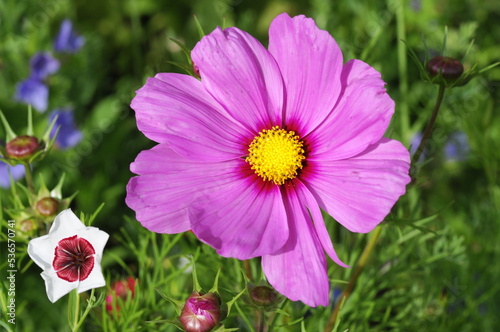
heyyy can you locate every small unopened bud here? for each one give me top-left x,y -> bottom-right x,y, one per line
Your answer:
427,56 -> 464,81
180,291 -> 221,332
20,219 -> 36,233
250,286 -> 278,306
6,135 -> 40,160
106,277 -> 137,312
192,62 -> 200,78
36,197 -> 59,216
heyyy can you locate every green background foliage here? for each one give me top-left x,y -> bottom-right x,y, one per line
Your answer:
1,0 -> 499,331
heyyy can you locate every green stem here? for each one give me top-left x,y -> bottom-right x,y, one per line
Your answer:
411,84 -> 446,171
268,299 -> 287,332
257,310 -> 266,332
396,0 -> 410,142
71,290 -> 80,332
324,226 -> 383,332
73,289 -> 96,332
24,163 -> 34,193
244,260 -> 254,281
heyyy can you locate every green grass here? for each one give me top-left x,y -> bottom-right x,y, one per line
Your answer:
1,0 -> 499,331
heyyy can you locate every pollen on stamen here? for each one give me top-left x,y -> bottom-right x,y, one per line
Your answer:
246,126 -> 306,185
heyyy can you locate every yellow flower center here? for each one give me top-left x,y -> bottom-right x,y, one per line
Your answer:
246,126 -> 306,185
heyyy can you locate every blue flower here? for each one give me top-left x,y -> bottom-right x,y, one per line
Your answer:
444,131 -> 470,162
409,132 -> 428,162
48,109 -> 83,149
54,20 -> 85,53
0,161 -> 25,188
15,78 -> 49,112
30,52 -> 60,80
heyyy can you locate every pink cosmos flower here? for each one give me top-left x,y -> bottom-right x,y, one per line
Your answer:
126,13 -> 411,306
28,209 -> 109,303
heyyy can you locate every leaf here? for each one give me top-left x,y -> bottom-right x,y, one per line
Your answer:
225,288 -> 246,317
0,109 -> 17,142
209,268 -> 222,294
155,288 -> 185,315
189,254 -> 202,292
193,15 -> 206,39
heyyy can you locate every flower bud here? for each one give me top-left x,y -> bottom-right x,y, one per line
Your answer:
180,291 -> 221,332
426,56 -> 464,81
250,286 -> 278,306
36,197 -> 60,216
6,135 -> 40,160
20,219 -> 36,233
192,62 -> 200,78
106,277 -> 137,312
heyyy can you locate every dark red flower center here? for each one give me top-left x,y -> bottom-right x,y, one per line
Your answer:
53,235 -> 95,282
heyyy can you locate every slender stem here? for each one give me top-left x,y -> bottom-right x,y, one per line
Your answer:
411,85 -> 446,169
324,226 -> 383,332
72,290 -> 80,332
244,260 -> 253,281
268,298 -> 287,331
396,0 -> 410,142
24,163 -> 34,193
74,289 -> 95,332
257,310 -> 266,332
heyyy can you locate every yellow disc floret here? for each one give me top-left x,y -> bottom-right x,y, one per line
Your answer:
246,126 -> 306,185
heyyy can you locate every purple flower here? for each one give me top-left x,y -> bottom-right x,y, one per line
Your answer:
54,19 -> 85,53
15,77 -> 48,112
126,13 -> 411,306
48,109 -> 83,149
0,161 -> 25,188
444,131 -> 470,162
30,52 -> 60,80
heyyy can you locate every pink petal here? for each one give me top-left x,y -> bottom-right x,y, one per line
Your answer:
304,138 -> 411,233
126,144 -> 240,234
131,73 -> 248,160
295,181 -> 349,268
262,183 -> 330,307
268,13 -> 343,135
308,59 -> 395,160
191,26 -> 284,132
190,173 -> 288,260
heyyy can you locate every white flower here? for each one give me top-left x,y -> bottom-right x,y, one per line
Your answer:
28,209 -> 109,303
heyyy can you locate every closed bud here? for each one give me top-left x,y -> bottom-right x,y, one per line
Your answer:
192,62 -> 200,78
250,286 -> 278,306
180,291 -> 221,332
36,197 -> 60,216
6,135 -> 40,160
106,276 -> 137,312
20,219 -> 36,233
427,56 -> 464,81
